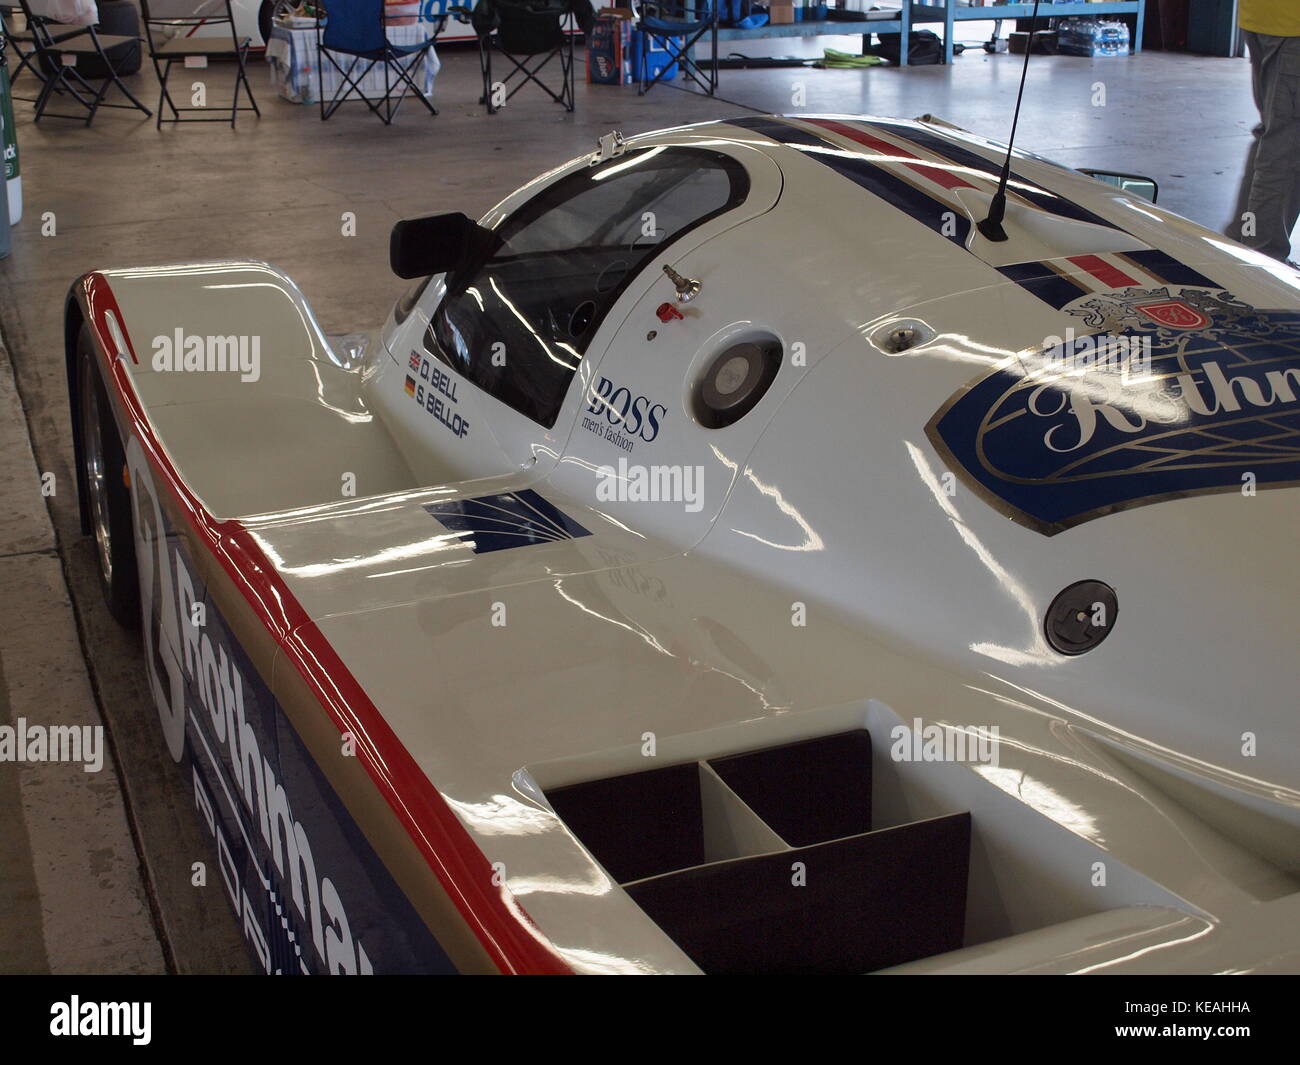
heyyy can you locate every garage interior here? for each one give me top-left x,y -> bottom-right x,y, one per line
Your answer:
0,0 -> 1289,974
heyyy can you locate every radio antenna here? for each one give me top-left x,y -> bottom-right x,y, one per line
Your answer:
977,0 -> 1043,243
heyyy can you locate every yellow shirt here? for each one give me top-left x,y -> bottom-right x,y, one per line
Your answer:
1239,0 -> 1300,37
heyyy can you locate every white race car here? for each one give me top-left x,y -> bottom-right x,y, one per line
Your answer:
66,115 -> 1300,974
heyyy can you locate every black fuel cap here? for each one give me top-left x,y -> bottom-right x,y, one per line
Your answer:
696,342 -> 780,429
1044,580 -> 1118,656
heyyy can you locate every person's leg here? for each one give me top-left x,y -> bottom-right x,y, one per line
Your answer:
1241,33 -> 1300,260
1228,30 -> 1266,241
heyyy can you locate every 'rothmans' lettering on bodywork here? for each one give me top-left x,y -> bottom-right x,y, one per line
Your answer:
127,437 -> 371,974
407,351 -> 469,439
927,290 -> 1300,534
425,489 -> 592,554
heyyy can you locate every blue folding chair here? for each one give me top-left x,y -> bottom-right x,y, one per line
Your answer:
634,0 -> 717,96
316,0 -> 441,124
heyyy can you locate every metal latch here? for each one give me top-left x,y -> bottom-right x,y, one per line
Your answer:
592,130 -> 627,164
662,263 -> 701,303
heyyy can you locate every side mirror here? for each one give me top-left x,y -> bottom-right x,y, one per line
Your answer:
1078,169 -> 1159,204
389,212 -> 489,280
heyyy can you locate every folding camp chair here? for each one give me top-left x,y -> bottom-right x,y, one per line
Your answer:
468,0 -> 593,115
316,0 -> 440,125
140,0 -> 258,129
634,0 -> 717,96
17,0 -> 150,124
2,3 -> 47,98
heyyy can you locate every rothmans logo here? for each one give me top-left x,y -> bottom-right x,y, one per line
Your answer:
927,288 -> 1300,534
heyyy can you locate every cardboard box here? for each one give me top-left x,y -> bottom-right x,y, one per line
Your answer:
1008,29 -> 1057,54
384,0 -> 419,26
588,11 -> 635,84
768,1 -> 795,24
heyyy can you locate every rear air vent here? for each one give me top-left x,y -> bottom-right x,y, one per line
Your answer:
545,731 -> 972,974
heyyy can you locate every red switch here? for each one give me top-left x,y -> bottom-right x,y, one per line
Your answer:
656,302 -> 684,322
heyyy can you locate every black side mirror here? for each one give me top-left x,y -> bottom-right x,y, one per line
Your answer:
390,212 -> 488,280
1078,169 -> 1159,204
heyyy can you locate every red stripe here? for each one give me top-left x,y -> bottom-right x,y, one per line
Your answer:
82,272 -> 570,975
803,118 -> 975,191
84,272 -> 139,364
1065,254 -> 1139,289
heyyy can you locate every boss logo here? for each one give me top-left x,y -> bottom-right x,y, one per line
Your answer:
586,376 -> 666,442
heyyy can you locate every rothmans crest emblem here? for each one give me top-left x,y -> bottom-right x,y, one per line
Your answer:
927,289 -> 1300,535
1066,286 -> 1249,337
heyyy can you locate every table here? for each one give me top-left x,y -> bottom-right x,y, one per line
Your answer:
718,0 -> 1145,66
909,1 -> 1145,64
265,21 -> 441,105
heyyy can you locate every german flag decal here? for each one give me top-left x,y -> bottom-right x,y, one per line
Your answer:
404,375 -> 417,397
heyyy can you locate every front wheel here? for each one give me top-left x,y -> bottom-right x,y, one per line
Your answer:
77,327 -> 140,628
259,0 -> 310,44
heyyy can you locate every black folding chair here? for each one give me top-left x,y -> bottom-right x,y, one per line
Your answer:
18,0 -> 150,124
2,3 -> 47,98
634,0 -> 717,97
316,0 -> 441,125
140,0 -> 259,129
468,0 -> 593,115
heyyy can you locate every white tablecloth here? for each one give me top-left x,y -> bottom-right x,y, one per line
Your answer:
265,22 -> 441,105
24,0 -> 98,25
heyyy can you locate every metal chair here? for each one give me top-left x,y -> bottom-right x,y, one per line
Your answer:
17,0 -> 150,124
316,0 -> 440,125
634,0 -> 717,97
139,0 -> 259,129
468,0 -> 593,115
2,3 -> 48,99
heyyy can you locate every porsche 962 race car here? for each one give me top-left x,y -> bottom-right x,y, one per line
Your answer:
65,115 -> 1300,975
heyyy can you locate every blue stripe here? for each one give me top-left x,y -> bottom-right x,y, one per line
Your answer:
862,118 -> 1122,232
728,116 -> 971,247
1121,248 -> 1220,289
425,489 -> 591,554
995,263 -> 1089,310
729,116 -> 1225,314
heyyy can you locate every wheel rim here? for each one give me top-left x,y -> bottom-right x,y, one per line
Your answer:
81,381 -> 114,585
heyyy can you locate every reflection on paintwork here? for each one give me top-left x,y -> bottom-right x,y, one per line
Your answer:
973,764 -> 1099,840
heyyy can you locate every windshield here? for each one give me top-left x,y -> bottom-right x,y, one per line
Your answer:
427,147 -> 749,427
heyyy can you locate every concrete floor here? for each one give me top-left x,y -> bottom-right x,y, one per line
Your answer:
0,38 -> 1270,972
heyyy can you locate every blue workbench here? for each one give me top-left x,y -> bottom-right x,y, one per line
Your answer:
714,1 -> 1145,66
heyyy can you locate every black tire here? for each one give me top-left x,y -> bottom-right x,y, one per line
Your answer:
258,0 -> 274,47
260,0 -> 303,45
77,327 -> 140,629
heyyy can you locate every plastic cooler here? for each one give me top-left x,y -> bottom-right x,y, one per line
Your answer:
632,30 -> 680,82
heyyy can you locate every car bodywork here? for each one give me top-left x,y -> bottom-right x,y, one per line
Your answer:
66,115 -> 1300,974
